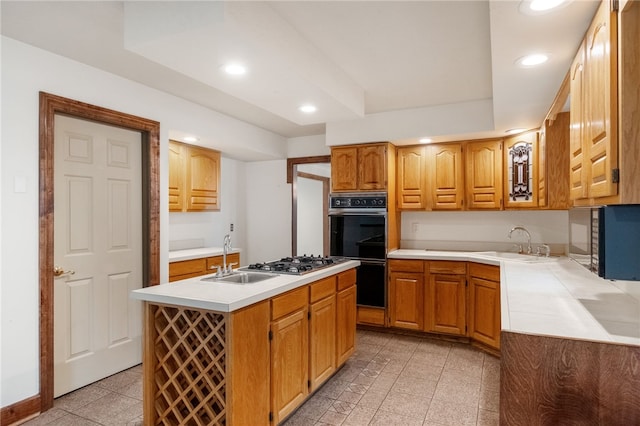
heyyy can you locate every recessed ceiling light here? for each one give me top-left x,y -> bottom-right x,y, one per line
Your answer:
299,104 -> 317,114
419,138 -> 432,144
223,63 -> 247,76
506,128 -> 526,135
183,136 -> 198,142
530,0 -> 566,11
516,53 -> 549,68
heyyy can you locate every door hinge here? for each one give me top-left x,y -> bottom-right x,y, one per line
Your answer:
612,0 -> 619,11
308,311 -> 311,320
612,168 -> 620,183
308,379 -> 311,388
465,325 -> 468,333
465,279 -> 468,287
268,330 -> 273,341
269,412 -> 273,422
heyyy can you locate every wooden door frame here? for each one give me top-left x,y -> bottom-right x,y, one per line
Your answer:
38,92 -> 160,411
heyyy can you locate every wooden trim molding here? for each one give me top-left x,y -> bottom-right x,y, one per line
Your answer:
37,92 -> 160,415
286,155 -> 331,183
0,395 -> 41,426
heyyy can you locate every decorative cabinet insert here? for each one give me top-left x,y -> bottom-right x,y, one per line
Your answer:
331,143 -> 391,192
169,140 -> 221,212
503,131 -> 538,209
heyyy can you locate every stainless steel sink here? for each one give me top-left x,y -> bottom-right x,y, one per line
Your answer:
201,272 -> 278,284
473,251 -> 559,263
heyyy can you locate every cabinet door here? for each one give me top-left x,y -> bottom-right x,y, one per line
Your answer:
584,1 -> 618,199
397,146 -> 426,209
389,272 -> 424,330
359,145 -> 387,190
426,273 -> 466,335
428,143 -> 464,210
168,141 -> 185,212
504,131 -> 538,209
271,308 -> 309,424
336,285 -> 356,366
468,276 -> 500,350
569,44 -> 588,201
185,146 -> 220,211
309,296 -> 336,391
331,147 -> 358,192
465,140 -> 503,209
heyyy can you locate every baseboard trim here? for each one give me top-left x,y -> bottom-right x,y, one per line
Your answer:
1,395 -> 41,426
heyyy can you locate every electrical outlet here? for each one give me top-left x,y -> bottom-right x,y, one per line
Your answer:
230,223 -> 234,232
412,223 -> 419,233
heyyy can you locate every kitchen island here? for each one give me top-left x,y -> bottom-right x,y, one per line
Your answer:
389,249 -> 640,425
131,259 -> 359,425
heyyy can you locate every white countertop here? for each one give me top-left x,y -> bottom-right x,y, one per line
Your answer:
131,260 -> 360,312
389,249 -> 640,346
168,247 -> 242,262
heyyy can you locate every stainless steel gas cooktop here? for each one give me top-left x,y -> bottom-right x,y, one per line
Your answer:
237,255 -> 347,275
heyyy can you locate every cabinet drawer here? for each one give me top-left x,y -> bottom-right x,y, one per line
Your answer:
469,262 -> 500,281
428,261 -> 466,275
389,259 -> 424,273
271,286 -> 309,320
169,258 -> 206,278
337,268 -> 356,291
310,277 -> 336,303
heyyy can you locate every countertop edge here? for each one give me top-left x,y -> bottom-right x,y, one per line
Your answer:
131,260 -> 360,312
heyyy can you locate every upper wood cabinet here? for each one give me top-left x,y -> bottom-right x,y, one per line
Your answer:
396,143 -> 464,211
503,131 -> 538,209
539,112 -> 571,209
465,140 -> 503,209
396,146 -> 427,209
169,140 -> 221,212
428,143 -> 464,210
331,143 -> 389,192
570,1 -> 619,202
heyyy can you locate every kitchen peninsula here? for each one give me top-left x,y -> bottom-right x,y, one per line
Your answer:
131,259 -> 359,425
389,249 -> 640,424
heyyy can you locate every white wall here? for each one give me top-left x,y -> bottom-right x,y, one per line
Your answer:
296,177 -> 324,256
401,210 -> 569,254
244,160 -> 292,264
0,37 -> 286,407
287,134 -> 329,157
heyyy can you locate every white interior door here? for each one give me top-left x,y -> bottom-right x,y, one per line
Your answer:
53,115 -> 143,397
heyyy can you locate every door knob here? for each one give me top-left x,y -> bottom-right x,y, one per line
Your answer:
54,266 -> 75,277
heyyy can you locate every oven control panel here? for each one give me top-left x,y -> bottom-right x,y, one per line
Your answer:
330,194 -> 386,209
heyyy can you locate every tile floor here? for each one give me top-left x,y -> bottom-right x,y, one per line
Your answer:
23,330 -> 500,426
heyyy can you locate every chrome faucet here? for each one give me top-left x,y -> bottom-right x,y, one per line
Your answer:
508,226 -> 532,254
223,234 -> 232,273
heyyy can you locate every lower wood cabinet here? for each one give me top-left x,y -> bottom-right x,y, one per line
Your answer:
386,259 -> 501,349
168,252 -> 240,282
426,261 -> 467,336
468,263 -> 501,350
309,277 -> 337,391
388,260 -> 424,330
336,269 -> 357,366
271,270 -> 357,424
270,299 -> 309,423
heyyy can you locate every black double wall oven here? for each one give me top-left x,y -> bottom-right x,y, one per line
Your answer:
329,193 -> 387,308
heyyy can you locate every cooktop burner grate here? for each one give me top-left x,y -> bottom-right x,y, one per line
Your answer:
238,255 -> 347,275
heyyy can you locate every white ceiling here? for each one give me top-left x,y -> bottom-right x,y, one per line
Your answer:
1,1 -> 599,145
